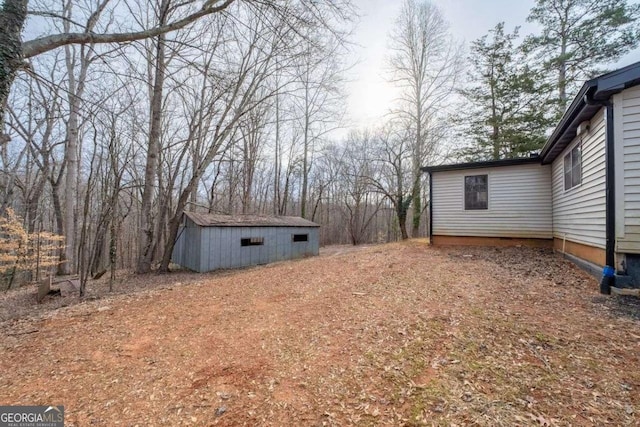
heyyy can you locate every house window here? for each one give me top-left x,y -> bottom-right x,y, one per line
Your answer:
464,175 -> 488,210
292,234 -> 308,242
241,237 -> 264,246
564,144 -> 582,190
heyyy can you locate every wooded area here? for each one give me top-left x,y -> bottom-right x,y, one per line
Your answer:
0,0 -> 639,290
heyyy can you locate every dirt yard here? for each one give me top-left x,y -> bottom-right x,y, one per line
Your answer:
1,241 -> 639,426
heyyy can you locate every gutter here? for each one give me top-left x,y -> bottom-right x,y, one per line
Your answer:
584,92 -> 615,294
540,82 -> 594,162
422,156 -> 540,173
428,171 -> 433,243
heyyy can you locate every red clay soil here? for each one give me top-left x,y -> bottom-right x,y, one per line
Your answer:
1,241 -> 639,426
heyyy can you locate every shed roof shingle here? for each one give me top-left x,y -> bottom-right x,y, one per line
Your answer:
184,212 -> 320,228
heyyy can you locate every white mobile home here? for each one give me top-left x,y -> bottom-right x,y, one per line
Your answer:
423,61 -> 640,293
172,212 -> 320,273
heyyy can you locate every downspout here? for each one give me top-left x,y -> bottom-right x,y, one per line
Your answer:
585,93 -> 615,294
428,171 -> 433,244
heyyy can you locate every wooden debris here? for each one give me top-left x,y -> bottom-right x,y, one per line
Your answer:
59,279 -> 80,297
36,276 -> 52,303
611,287 -> 640,297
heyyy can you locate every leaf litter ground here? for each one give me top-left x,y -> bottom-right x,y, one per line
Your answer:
1,240 -> 639,426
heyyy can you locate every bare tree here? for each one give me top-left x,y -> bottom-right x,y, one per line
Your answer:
368,124 -> 414,240
59,0 -> 104,275
294,35 -> 346,219
388,0 -> 461,237
0,0 -> 358,290
136,0 -> 172,274
0,0 -> 236,144
5,74 -> 63,233
157,4 -> 294,271
334,132 -> 385,245
238,96 -> 270,214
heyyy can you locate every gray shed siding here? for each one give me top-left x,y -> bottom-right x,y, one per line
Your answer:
172,219 -> 202,271
172,218 -> 319,272
199,226 -> 319,272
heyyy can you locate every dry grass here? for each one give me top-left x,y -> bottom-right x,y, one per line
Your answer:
0,241 -> 639,426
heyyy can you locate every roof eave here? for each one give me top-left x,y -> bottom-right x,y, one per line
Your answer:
422,156 -> 541,173
539,81 -> 595,164
183,211 -> 320,228
540,61 -> 640,164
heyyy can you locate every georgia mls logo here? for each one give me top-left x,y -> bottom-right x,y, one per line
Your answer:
0,405 -> 64,427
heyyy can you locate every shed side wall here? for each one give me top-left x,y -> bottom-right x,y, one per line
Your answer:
551,108 -> 606,249
432,163 -> 552,238
199,226 -> 319,272
171,218 -> 201,272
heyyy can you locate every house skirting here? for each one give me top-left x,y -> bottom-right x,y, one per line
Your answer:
431,235 -> 554,248
553,238 -> 605,267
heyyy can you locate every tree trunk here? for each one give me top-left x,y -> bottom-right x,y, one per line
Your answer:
136,12 -> 168,274
411,181 -> 421,238
300,83 -> 310,219
490,64 -> 500,160
159,176 -> 200,272
50,175 -> 66,276
0,0 -> 28,145
558,58 -> 567,109
109,201 -> 118,291
274,90 -> 280,215
159,211 -> 182,273
397,197 -> 409,241
411,78 -> 423,238
62,61 -> 80,274
558,11 -> 568,109
61,1 -> 92,275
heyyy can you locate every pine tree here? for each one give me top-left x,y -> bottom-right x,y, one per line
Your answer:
526,0 -> 640,108
458,23 -> 556,161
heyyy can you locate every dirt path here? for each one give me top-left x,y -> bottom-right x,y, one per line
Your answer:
1,241 -> 639,426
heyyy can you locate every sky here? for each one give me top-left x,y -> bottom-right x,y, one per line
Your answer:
345,0 -> 640,131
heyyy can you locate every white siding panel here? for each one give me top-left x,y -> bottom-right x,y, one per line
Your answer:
623,86 -> 640,99
616,85 -> 640,253
432,163 -> 552,238
624,105 -> 640,116
552,108 -> 606,248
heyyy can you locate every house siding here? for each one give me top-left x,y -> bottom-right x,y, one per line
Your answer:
615,86 -> 640,253
551,108 -> 606,249
431,163 -> 552,238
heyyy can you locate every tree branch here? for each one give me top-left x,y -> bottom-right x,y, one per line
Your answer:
23,0 -> 236,58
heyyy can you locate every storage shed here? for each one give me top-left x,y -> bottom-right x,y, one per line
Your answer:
171,212 -> 320,272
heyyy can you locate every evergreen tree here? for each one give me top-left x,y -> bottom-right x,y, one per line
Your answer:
458,23 -> 556,161
526,0 -> 640,108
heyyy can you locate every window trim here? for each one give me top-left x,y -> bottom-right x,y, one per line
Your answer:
241,237 -> 264,247
464,174 -> 489,211
563,142 -> 583,192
